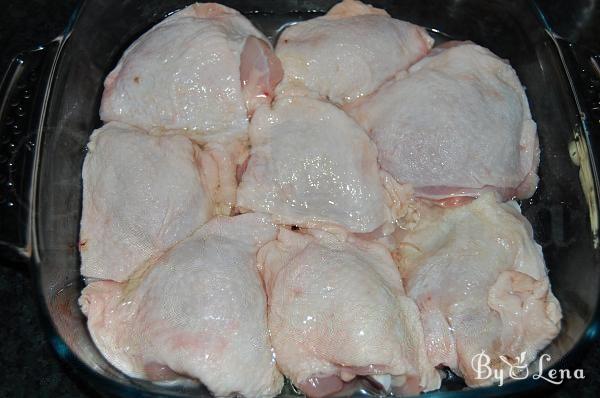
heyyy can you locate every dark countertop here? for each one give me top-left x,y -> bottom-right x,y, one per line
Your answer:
1,1 -> 599,397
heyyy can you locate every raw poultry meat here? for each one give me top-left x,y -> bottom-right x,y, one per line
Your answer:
79,1 -> 563,395
100,3 -> 282,142
237,95 -> 391,233
275,0 -> 433,105
393,193 -> 561,386
79,214 -> 283,397
348,42 -> 539,200
80,122 -> 230,282
259,228 -> 441,397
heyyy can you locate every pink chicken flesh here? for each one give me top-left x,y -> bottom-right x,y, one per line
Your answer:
79,1 -> 561,396
259,228 -> 441,397
79,214 -> 284,397
100,3 -> 282,142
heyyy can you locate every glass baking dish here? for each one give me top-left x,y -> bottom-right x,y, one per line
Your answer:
1,0 -> 599,396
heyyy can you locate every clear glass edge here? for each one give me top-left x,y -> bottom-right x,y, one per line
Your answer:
27,0 -> 600,397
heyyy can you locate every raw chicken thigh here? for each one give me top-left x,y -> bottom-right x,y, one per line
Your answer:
79,214 -> 283,397
394,193 -> 561,386
275,0 -> 433,104
100,3 -> 282,142
80,0 -> 562,395
259,228 -> 441,397
80,122 -> 225,282
237,95 -> 389,233
349,42 -> 539,200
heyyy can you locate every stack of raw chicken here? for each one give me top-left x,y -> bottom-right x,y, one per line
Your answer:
78,1 -> 562,397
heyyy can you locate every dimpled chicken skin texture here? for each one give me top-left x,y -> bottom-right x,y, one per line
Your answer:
100,2 -> 282,143
259,228 -> 441,397
275,0 -> 433,105
82,1 -> 558,396
79,122 -> 217,282
348,42 -> 539,200
394,193 -> 561,386
237,95 -> 389,233
79,214 -> 283,398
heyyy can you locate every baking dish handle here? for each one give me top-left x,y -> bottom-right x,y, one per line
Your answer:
0,41 -> 60,264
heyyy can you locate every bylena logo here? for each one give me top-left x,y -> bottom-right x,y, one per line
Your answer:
471,350 -> 585,386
